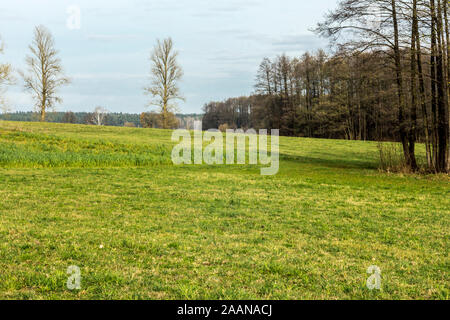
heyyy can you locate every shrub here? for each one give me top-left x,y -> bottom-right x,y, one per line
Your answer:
218,123 -> 229,132
377,142 -> 408,173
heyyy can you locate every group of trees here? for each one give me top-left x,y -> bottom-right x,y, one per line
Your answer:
319,0 -> 449,173
202,97 -> 252,130
0,27 -> 184,130
202,50 -> 408,139
203,0 -> 449,173
250,51 -> 407,141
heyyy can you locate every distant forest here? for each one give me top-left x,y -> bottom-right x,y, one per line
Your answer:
0,111 -> 203,129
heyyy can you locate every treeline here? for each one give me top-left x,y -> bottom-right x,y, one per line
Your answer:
0,111 -> 202,129
203,51 -> 400,141
0,111 -> 141,126
203,0 -> 449,173
140,112 -> 202,129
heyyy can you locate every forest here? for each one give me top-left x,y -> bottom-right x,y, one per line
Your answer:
202,0 -> 449,173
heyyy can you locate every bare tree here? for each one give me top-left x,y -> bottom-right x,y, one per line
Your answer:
0,36 -> 14,113
20,25 -> 70,122
144,38 -> 184,129
255,58 -> 273,95
91,106 -> 108,126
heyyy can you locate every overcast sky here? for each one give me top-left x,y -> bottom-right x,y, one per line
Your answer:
0,0 -> 338,114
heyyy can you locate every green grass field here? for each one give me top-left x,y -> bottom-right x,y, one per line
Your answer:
0,120 -> 448,300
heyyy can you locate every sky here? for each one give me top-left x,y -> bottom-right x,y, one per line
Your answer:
0,0 -> 339,114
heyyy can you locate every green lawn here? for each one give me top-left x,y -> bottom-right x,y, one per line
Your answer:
0,120 -> 448,299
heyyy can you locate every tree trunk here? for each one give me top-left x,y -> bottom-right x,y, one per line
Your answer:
408,0 -> 419,171
40,108 -> 45,122
444,0 -> 450,93
392,0 -> 415,170
430,0 -> 439,170
434,0 -> 449,172
40,95 -> 46,122
415,11 -> 432,168
444,0 -> 450,171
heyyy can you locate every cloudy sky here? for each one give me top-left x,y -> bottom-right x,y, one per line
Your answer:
0,0 -> 338,114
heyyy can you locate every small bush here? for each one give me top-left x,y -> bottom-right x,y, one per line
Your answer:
377,142 -> 408,173
218,123 -> 229,132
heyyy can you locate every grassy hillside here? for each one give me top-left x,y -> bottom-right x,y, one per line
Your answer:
0,120 -> 448,299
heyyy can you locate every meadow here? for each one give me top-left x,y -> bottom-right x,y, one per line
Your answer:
0,120 -> 448,299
